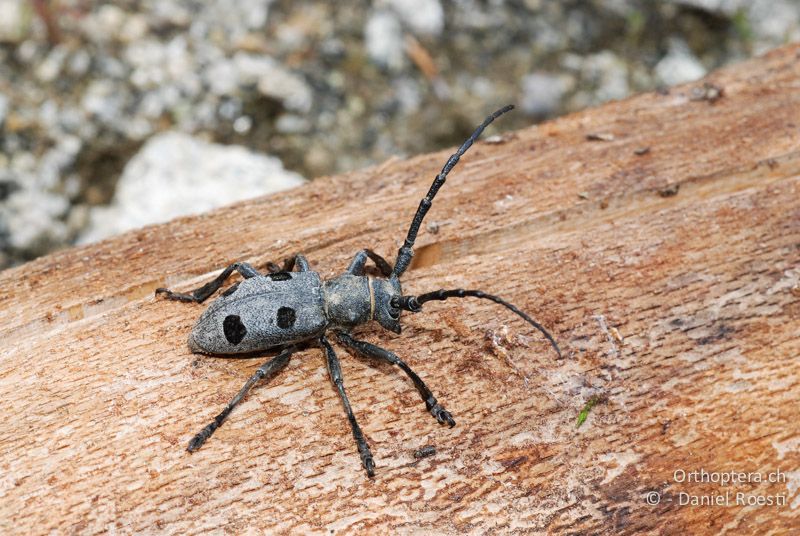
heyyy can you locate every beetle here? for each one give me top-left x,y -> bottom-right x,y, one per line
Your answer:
156,105 -> 560,477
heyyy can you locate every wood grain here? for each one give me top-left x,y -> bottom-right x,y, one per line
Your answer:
1,45 -> 799,535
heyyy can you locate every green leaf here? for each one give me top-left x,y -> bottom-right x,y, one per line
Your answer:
576,395 -> 605,428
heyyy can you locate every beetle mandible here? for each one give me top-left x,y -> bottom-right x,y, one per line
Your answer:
156,105 -> 561,477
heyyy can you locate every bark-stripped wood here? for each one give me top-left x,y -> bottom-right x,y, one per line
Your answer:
1,45 -> 799,535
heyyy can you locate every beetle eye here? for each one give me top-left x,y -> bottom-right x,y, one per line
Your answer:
223,315 -> 247,344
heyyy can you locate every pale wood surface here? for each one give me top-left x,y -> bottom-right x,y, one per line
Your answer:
1,45 -> 800,535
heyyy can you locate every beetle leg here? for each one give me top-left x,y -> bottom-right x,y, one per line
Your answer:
265,259 -> 290,273
187,345 -> 296,452
294,254 -> 310,272
320,335 -> 375,477
155,262 -> 260,303
266,254 -> 310,274
346,249 -> 392,276
336,332 -> 455,427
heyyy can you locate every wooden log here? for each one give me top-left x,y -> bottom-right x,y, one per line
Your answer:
2,44 -> 799,534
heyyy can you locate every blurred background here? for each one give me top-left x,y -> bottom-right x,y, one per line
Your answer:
0,0 -> 798,270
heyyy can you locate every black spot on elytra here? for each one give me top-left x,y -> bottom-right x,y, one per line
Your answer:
269,272 -> 292,281
276,307 -> 296,329
221,282 -> 240,297
223,315 -> 247,345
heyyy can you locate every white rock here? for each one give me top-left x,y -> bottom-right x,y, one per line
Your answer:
387,0 -> 444,36
365,10 -> 405,70
67,49 -> 92,76
275,114 -> 310,134
0,136 -> 83,260
666,0 -> 800,50
655,39 -> 707,86
582,51 -> 629,102
201,0 -> 272,41
254,65 -> 313,113
81,79 -> 125,124
233,115 -> 253,134
119,14 -> 149,43
126,39 -> 169,89
1,181 -> 70,252
748,0 -> 800,53
205,59 -> 239,96
0,0 -> 29,44
78,133 -> 305,244
35,46 -> 69,83
521,72 -> 572,117
229,53 -> 313,112
81,4 -> 127,44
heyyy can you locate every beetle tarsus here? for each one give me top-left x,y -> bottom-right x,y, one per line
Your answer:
187,421 -> 218,452
427,399 -> 456,428
336,332 -> 456,428
363,453 -> 376,478
156,288 -> 198,302
184,347 -> 295,452
321,336 -> 376,477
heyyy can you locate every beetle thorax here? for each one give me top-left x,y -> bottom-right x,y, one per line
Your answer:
323,275 -> 373,329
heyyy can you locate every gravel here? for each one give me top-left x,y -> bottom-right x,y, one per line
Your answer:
0,0 -> 797,269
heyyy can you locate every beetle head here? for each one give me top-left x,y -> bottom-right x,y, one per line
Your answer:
372,276 -> 403,334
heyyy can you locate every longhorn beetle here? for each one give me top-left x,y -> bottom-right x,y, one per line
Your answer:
156,105 -> 560,477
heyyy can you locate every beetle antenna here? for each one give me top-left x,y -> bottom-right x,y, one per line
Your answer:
393,289 -> 561,358
391,105 -> 514,279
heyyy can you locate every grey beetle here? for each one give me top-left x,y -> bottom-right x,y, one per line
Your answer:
156,105 -> 560,477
